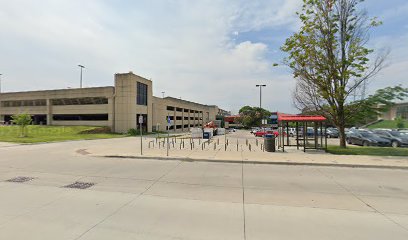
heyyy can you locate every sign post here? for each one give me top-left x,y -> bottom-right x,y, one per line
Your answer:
139,115 -> 143,155
167,115 -> 170,156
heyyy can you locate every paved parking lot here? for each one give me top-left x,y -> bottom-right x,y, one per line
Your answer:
0,139 -> 408,239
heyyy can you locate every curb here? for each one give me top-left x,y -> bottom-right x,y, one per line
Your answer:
102,155 -> 408,170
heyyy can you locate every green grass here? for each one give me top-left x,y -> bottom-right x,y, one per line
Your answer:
367,120 -> 408,129
327,145 -> 408,156
0,125 -> 125,143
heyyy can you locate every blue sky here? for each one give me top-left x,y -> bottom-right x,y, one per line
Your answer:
0,0 -> 406,114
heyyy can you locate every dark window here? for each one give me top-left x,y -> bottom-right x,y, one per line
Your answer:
176,116 -> 182,120
51,97 -> 108,106
176,108 -> 183,112
176,125 -> 182,129
52,114 -> 108,121
137,82 -> 148,106
167,106 -> 175,111
184,109 -> 189,112
1,99 -> 46,107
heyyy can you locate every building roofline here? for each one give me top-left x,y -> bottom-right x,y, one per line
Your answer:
0,86 -> 115,95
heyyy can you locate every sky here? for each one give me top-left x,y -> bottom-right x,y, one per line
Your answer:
0,0 -> 407,114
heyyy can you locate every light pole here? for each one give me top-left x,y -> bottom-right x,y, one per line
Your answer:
255,84 -> 266,109
161,91 -> 165,98
0,74 -> 2,93
78,65 -> 85,88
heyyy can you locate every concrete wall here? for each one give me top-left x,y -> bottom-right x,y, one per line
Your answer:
0,87 -> 114,127
152,97 -> 219,133
114,72 -> 153,133
379,102 -> 408,120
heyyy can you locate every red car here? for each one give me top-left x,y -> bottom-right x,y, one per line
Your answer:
255,130 -> 279,137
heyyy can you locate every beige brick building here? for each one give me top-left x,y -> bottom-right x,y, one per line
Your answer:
0,72 -> 221,133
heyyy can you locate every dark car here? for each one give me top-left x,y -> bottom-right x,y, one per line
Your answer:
372,130 -> 408,148
326,128 -> 339,138
346,131 -> 391,147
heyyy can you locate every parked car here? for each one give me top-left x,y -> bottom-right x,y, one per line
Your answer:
254,130 -> 279,137
288,128 -> 296,137
372,130 -> 408,148
326,128 -> 339,138
346,130 -> 391,147
250,127 -> 260,134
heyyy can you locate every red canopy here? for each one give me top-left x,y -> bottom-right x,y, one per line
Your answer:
278,113 -> 326,122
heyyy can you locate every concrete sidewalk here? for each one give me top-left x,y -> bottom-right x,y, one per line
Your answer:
84,137 -> 408,169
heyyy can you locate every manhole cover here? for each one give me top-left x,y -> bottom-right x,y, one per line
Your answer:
6,176 -> 35,183
63,182 -> 95,189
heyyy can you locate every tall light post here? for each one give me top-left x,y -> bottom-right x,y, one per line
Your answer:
161,91 -> 165,98
0,74 -> 2,93
255,84 -> 266,109
78,65 -> 85,88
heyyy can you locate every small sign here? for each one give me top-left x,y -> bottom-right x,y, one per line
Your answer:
139,116 -> 144,124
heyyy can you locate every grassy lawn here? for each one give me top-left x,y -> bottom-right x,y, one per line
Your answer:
327,145 -> 408,156
0,125 -> 125,143
367,120 -> 408,129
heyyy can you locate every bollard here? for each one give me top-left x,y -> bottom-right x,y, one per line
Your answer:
202,144 -> 204,150
249,144 -> 251,152
183,141 -> 185,148
225,143 -> 227,151
217,139 -> 219,145
214,143 -> 216,150
227,139 -> 229,145
256,139 -> 258,146
191,143 -> 193,150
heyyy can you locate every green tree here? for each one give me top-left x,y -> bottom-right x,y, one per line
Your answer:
282,0 -> 387,147
238,106 -> 271,128
11,113 -> 32,137
395,116 -> 405,129
345,86 -> 408,126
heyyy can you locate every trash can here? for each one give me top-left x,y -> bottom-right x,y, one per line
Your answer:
203,132 -> 210,139
264,134 -> 276,152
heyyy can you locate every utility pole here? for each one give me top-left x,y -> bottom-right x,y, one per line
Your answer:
78,65 -> 85,88
255,84 -> 266,109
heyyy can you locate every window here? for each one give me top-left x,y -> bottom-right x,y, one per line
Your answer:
52,114 -> 108,121
137,82 -> 148,106
167,106 -> 175,111
1,99 -> 46,107
51,97 -> 108,106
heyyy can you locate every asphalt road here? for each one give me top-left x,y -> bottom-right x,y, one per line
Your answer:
0,140 -> 407,239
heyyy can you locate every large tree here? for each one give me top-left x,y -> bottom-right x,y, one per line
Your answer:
282,0 -> 387,147
238,106 -> 271,128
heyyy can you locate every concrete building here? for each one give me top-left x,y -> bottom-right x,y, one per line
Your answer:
0,72 -> 221,133
379,102 -> 408,120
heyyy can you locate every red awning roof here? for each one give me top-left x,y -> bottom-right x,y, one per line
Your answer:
278,113 -> 326,122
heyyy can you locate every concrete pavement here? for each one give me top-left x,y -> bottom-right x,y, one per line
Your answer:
0,139 -> 408,239
78,131 -> 408,169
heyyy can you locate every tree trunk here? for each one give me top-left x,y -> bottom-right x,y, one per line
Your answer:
338,106 -> 347,148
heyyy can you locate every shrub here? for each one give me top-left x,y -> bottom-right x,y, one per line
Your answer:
396,116 -> 405,129
127,128 -> 140,136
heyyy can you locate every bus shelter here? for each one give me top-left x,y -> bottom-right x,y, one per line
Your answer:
277,113 -> 327,152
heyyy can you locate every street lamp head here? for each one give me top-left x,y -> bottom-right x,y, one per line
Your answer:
256,84 -> 266,87
78,65 -> 85,68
